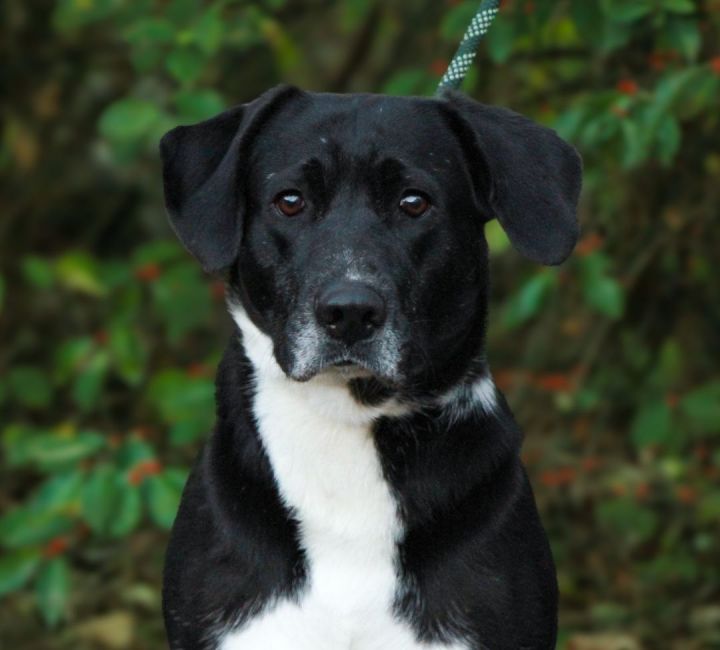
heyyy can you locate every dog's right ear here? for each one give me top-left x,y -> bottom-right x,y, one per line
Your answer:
160,84 -> 302,272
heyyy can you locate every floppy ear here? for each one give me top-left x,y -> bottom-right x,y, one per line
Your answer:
159,84 -> 302,272
443,92 -> 582,265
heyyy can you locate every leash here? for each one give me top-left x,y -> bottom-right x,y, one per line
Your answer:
436,0 -> 501,94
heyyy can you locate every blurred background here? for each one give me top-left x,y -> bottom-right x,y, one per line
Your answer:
1,0 -> 719,648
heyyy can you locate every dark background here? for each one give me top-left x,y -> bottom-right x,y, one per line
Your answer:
1,1 -> 719,648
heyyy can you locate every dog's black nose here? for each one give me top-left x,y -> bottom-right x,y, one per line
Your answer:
315,281 -> 386,344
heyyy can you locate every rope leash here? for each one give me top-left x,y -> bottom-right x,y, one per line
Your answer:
436,0 -> 500,94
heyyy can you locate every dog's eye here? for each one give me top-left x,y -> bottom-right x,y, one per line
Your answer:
274,191 -> 305,217
399,192 -> 430,217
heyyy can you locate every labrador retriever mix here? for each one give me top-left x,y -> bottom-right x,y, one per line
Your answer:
160,84 -> 582,650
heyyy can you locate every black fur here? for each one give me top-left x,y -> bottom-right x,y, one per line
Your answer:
160,85 -> 581,650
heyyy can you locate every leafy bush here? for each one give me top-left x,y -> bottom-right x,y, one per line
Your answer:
1,0 -> 719,647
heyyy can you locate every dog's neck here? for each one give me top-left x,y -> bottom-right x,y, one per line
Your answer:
221,303 -> 518,537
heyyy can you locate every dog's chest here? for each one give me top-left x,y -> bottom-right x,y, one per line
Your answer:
217,372 -> 465,650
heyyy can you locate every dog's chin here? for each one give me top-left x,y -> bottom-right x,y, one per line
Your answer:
286,355 -> 400,387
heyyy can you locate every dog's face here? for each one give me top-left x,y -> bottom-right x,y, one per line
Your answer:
161,86 -> 581,394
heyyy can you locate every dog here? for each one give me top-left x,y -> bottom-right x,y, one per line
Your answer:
160,84 -> 582,650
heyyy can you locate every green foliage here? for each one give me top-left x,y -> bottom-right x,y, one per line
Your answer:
579,253 -> 625,319
502,270 -> 558,328
36,557 -> 71,628
1,0 -> 719,647
0,548 -> 42,597
681,382 -> 720,433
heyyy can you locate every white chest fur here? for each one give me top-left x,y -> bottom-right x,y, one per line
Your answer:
219,308 -> 468,650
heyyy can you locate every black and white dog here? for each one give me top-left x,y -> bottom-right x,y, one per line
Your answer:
160,85 -> 582,650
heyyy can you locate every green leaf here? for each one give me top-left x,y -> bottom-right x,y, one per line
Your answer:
572,0 -> 632,52
661,0 -> 696,13
72,351 -> 110,413
600,0 -> 654,23
132,240 -> 185,266
116,437 -> 156,471
166,47 -> 206,84
55,251 -> 106,296
652,67 -> 703,116
21,431 -> 105,470
98,98 -> 163,143
620,118 -> 645,168
382,70 -> 431,96
35,558 -> 70,628
680,381 -> 720,433
109,326 -> 147,386
486,14 -> 516,64
150,263 -> 211,342
581,110 -> 623,150
485,220 -> 511,254
148,370 -> 215,431
169,419 -> 208,445
21,256 -> 54,289
124,17 -> 175,46
502,271 -> 557,328
580,254 -> 625,318
631,399 -> 673,447
82,465 -> 141,537
164,467 -> 189,492
54,337 -> 95,384
193,8 -> 224,55
596,498 -> 658,545
174,89 -> 225,122
146,474 -> 182,529
7,366 -> 53,409
0,508 -> 73,549
3,424 -> 36,466
663,16 -> 701,61
32,473 -> 85,512
0,548 -> 42,597
82,465 -> 117,534
166,0 -> 204,25
554,107 -> 587,143
653,338 -> 683,387
655,114 -> 682,165
440,2 -> 480,41
109,487 -> 142,538
124,18 -> 175,71
586,275 -> 625,318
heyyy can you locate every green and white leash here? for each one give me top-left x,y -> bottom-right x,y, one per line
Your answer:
436,0 -> 501,94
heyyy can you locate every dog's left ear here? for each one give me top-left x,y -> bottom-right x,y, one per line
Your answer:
160,84 -> 302,272
443,92 -> 582,265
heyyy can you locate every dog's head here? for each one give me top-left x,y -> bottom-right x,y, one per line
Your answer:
160,85 -> 581,395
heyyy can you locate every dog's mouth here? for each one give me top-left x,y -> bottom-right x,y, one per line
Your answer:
332,359 -> 355,368
288,351 -> 401,386
323,354 -> 379,380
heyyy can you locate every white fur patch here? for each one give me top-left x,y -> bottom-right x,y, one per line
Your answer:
439,375 -> 498,425
218,307 -> 467,650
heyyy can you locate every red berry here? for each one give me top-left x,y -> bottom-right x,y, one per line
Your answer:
616,79 -> 639,95
43,537 -> 69,558
135,263 -> 161,282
